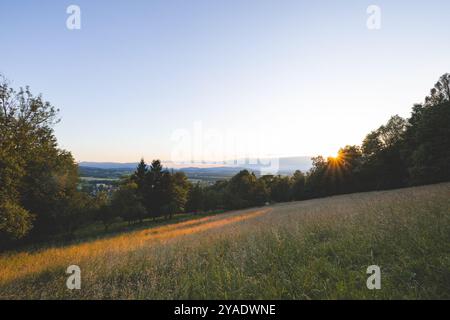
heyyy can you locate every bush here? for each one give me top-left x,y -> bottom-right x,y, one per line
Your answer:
0,201 -> 34,241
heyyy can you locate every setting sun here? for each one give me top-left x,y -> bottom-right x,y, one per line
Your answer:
327,153 -> 342,163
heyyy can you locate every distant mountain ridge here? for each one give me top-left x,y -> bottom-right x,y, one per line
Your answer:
78,156 -> 313,174
78,162 -> 138,169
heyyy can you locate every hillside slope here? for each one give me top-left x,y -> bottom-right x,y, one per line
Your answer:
1,183 -> 449,299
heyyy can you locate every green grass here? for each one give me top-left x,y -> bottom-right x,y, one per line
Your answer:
1,183 -> 449,299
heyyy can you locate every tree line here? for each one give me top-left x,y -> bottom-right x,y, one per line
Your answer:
1,74 -> 449,249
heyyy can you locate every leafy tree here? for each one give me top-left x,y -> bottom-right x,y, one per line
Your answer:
334,145 -> 363,193
269,175 -> 292,202
112,182 -> 147,225
225,170 -> 259,209
94,191 -> 115,232
169,171 -> 191,215
203,184 -> 225,211
304,156 -> 327,198
154,170 -> 191,219
291,170 -> 306,201
404,101 -> 450,184
360,116 -> 408,190
425,73 -> 450,106
26,150 -> 80,237
57,192 -> 94,239
251,179 -> 270,206
377,115 -> 407,148
0,201 -> 33,244
186,183 -> 205,213
0,76 -> 80,242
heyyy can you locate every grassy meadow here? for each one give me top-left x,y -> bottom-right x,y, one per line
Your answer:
1,183 -> 449,299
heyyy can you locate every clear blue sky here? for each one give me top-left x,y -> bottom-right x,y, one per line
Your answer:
1,0 -> 449,163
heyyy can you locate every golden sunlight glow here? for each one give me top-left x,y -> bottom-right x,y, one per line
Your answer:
327,153 -> 341,163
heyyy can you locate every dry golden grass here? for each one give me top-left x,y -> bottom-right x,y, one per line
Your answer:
0,208 -> 269,285
1,183 -> 449,299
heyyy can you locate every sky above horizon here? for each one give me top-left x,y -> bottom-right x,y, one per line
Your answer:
1,0 -> 449,163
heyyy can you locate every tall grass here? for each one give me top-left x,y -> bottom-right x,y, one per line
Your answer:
1,183 -> 449,299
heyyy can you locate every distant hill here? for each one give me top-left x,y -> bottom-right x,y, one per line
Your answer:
78,162 -> 138,169
238,156 -> 313,174
78,156 -> 312,174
